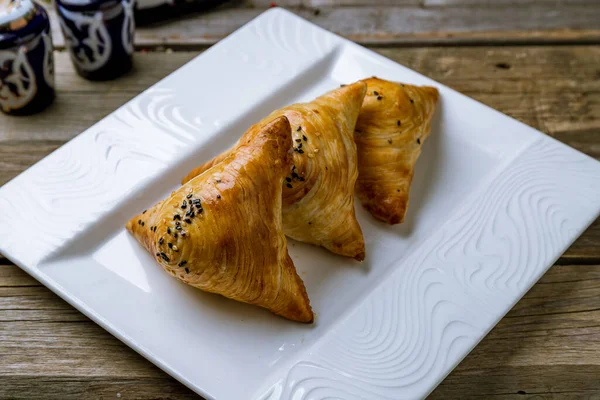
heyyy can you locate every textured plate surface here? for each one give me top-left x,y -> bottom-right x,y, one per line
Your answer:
1,8 -> 599,400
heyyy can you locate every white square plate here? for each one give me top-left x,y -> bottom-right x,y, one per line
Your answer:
1,9 -> 599,400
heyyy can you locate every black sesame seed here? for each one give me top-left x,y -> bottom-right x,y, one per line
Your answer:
141,221 -> 145,226
185,267 -> 190,274
308,221 -> 312,225
388,139 -> 392,144
186,194 -> 193,199
168,243 -> 173,249
178,260 -> 187,267
293,148 -> 299,153
216,179 -> 221,183
397,120 -> 401,126
159,238 -> 164,245
167,228 -> 171,234
190,212 -> 195,218
174,233 -> 178,238
286,183 -> 293,188
142,210 -> 147,214
373,91 -> 379,96
156,253 -> 160,256
296,126 -> 302,131
302,135 -> 307,141
193,199 -> 201,204
286,177 -> 292,182
295,139 -> 302,143
198,207 -> 203,214
377,96 -> 383,101
340,84 -> 346,87
176,225 -> 182,231
217,194 -> 221,199
181,200 -> 187,209
298,143 -> 302,149
174,214 -> 181,220
298,149 -> 304,154
410,99 -> 414,104
291,172 -> 299,178
181,231 -> 186,237
417,138 -> 421,144
185,218 -> 192,224
138,219 -> 142,225
175,221 -> 180,226
185,210 -> 191,217
160,253 -> 170,262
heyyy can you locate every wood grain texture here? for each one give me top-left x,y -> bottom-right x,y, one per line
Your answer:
1,263 -> 599,398
42,2 -> 600,47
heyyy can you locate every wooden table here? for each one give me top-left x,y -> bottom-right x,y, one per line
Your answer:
1,1 -> 599,398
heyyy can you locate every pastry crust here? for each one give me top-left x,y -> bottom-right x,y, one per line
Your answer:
183,82 -> 368,261
126,116 -> 314,323
354,77 -> 439,224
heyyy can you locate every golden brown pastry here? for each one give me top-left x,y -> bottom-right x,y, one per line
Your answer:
126,116 -> 313,323
354,77 -> 439,224
183,82 -> 368,261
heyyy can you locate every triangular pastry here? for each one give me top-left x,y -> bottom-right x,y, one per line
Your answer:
126,116 -> 314,323
354,77 -> 439,224
182,82 -> 368,261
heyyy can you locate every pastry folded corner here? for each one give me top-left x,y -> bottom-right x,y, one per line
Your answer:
182,81 -> 368,262
127,116 -> 313,323
355,77 -> 439,225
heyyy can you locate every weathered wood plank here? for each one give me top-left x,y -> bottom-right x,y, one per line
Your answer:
430,366 -> 600,399
425,0 -> 598,5
43,3 -> 600,47
251,0 -> 421,6
136,4 -> 600,46
1,263 -> 598,398
0,377 -> 198,400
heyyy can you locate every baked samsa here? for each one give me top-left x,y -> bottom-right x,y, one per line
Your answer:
354,77 -> 439,224
126,116 -> 314,323
183,82 -> 368,261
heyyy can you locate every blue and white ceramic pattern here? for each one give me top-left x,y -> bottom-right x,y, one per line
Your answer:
56,0 -> 134,80
0,0 -> 55,115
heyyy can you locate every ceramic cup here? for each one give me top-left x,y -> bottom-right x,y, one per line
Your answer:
0,0 -> 55,115
55,0 -> 135,81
